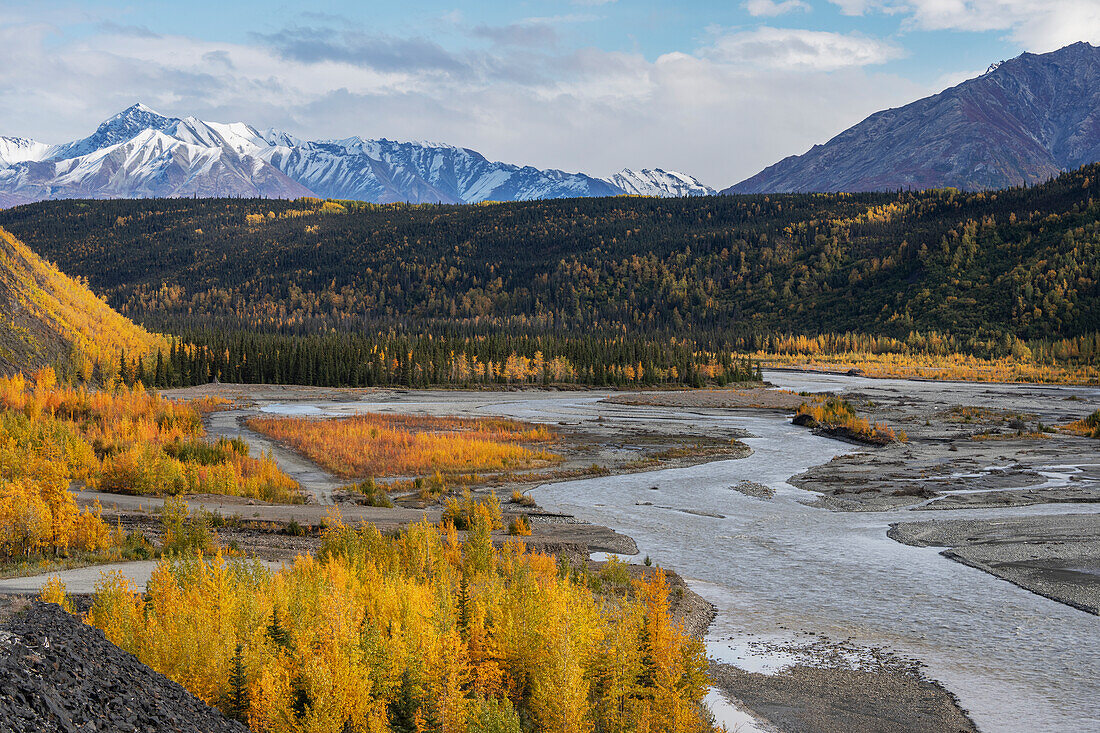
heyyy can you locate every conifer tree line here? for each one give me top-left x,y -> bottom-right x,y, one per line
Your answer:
92,331 -> 763,389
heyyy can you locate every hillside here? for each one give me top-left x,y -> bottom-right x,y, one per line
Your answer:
0,225 -> 164,375
727,42 -> 1100,194
0,166 -> 1098,354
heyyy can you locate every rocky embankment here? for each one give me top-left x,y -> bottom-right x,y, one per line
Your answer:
0,600 -> 244,733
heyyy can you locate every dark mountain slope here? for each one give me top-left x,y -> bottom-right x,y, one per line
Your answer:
726,42 -> 1100,194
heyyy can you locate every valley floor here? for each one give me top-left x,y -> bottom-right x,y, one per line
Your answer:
6,372 -> 1098,731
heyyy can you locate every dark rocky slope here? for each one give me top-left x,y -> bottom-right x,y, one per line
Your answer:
726,42 -> 1100,193
0,601 -> 244,733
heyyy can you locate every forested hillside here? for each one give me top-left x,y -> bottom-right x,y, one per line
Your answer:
1,166 -> 1097,379
0,226 -> 165,376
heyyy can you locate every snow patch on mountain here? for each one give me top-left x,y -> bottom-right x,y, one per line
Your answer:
0,137 -> 52,168
603,169 -> 715,197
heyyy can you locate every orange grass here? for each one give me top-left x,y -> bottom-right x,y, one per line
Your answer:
247,412 -> 558,479
187,395 -> 232,414
756,350 -> 1098,385
1060,410 -> 1100,438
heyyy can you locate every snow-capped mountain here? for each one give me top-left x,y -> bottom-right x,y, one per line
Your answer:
0,106 -> 309,203
0,137 -> 51,168
603,169 -> 715,197
0,105 -> 711,206
259,136 -> 624,204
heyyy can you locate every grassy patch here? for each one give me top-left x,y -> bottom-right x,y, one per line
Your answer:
247,412 -> 559,479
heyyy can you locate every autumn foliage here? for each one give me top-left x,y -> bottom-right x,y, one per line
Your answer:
0,373 -> 112,558
795,395 -> 904,444
758,346 -> 1097,385
0,370 -> 300,514
0,226 -> 166,378
73,506 -> 713,733
247,413 -> 557,480
1062,410 -> 1100,438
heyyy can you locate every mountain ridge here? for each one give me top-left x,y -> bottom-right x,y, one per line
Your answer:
725,42 -> 1100,194
0,107 -> 712,205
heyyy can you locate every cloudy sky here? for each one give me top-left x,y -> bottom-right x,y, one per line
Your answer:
2,1 -> 1098,187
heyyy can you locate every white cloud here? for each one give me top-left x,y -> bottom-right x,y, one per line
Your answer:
0,17 -> 924,188
827,0 -> 1100,52
702,27 -> 904,70
743,0 -> 812,17
828,0 -> 883,15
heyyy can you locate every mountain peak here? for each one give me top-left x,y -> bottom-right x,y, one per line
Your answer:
101,103 -> 174,130
44,103 -> 180,160
119,102 -> 163,116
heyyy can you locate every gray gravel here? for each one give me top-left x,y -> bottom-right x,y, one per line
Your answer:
710,646 -> 977,733
889,514 -> 1100,615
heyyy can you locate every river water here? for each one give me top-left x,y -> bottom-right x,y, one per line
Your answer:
519,382 -> 1099,733
258,376 -> 1100,732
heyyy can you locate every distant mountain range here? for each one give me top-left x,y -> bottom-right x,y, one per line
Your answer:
6,41 -> 1100,204
726,42 -> 1100,194
0,105 -> 713,205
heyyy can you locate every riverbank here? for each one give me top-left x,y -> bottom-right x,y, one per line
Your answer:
710,655 -> 976,733
160,381 -> 1079,730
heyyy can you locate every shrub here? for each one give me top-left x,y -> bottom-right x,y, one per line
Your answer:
345,477 -> 395,507
468,696 -> 522,733
510,489 -> 536,507
39,576 -> 73,612
443,489 -> 502,532
159,496 -> 215,555
795,395 -> 903,443
507,515 -> 531,536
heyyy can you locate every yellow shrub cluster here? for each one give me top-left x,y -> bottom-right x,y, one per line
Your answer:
796,396 -> 904,443
1060,410 -> 1100,439
247,413 -> 558,480
0,369 -> 300,510
74,509 -> 712,733
0,409 -> 110,558
1,226 -> 166,360
756,347 -> 1097,385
